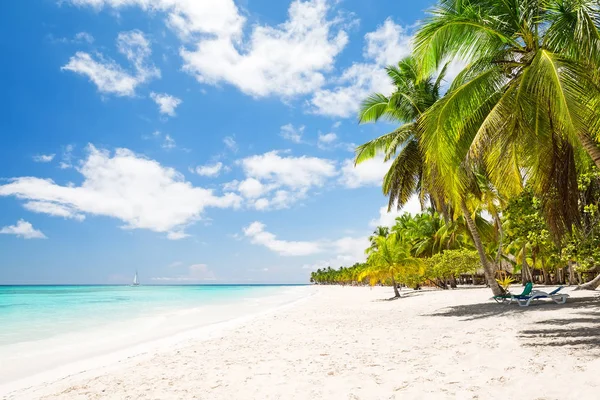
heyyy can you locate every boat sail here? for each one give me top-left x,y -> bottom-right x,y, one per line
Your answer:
132,271 -> 140,286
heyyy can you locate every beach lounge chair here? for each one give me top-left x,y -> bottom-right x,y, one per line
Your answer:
508,286 -> 569,307
527,286 -> 570,306
492,282 -> 533,304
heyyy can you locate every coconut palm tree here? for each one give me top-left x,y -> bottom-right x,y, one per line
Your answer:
414,0 -> 600,241
355,56 -> 449,214
359,234 -> 424,298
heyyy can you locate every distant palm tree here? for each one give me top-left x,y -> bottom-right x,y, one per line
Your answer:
359,234 -> 423,298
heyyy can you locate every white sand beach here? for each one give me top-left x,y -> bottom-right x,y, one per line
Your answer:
4,286 -> 600,400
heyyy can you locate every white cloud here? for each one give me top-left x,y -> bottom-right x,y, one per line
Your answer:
243,221 -> 323,256
310,18 -> 412,117
48,31 -> 95,44
223,136 -> 238,152
180,0 -> 348,97
364,18 -> 413,66
150,92 -> 182,116
317,132 -> 337,149
0,220 -> 46,239
0,145 -> 241,238
280,124 -> 304,143
166,231 -> 190,240
243,221 -> 369,266
229,150 -> 337,209
161,134 -> 176,149
33,154 -> 55,163
68,0 -> 349,98
62,30 -> 159,96
152,263 -> 216,282
240,151 -> 336,190
145,131 -> 177,150
59,144 -> 75,169
339,154 -> 390,188
23,201 -> 85,221
74,31 -> 95,44
319,132 -> 337,143
192,162 -> 223,177
68,0 -> 245,41
369,196 -> 422,228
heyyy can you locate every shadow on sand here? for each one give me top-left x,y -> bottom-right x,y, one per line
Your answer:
426,295 -> 600,321
427,294 -> 600,350
519,309 -> 600,350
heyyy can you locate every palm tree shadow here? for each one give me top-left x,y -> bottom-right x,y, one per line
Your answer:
519,316 -> 600,351
374,291 -> 424,302
425,295 -> 600,321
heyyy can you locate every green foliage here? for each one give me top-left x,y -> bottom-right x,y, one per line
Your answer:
313,1 -> 600,289
426,249 -> 480,281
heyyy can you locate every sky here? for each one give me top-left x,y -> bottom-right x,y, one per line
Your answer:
0,0 -> 437,284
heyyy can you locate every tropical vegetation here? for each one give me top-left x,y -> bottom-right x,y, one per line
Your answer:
310,0 -> 600,295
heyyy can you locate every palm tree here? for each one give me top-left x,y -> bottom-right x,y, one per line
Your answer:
367,226 -> 390,254
355,56 -> 448,214
359,234 -> 424,298
355,54 -> 505,294
414,0 -> 600,241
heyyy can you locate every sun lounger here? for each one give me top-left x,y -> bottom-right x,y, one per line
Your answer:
492,282 -> 532,304
526,286 -> 569,306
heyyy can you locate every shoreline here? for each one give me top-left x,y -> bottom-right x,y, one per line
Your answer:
0,286 -> 313,396
5,286 -> 600,399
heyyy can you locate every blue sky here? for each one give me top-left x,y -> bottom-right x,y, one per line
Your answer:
0,0 -> 435,284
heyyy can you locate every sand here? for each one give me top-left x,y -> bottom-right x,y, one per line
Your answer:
4,286 -> 600,400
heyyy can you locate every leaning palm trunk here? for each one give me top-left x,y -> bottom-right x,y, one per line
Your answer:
460,200 -> 503,296
575,272 -> 600,291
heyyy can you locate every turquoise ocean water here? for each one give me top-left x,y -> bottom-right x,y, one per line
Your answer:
0,285 -> 305,347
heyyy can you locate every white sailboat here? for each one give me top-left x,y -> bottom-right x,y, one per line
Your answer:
131,270 -> 140,286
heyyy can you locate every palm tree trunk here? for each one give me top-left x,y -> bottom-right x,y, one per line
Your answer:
521,243 -> 532,285
579,134 -> 600,169
568,261 -> 577,286
391,276 -> 401,298
575,272 -> 600,291
460,199 -> 503,296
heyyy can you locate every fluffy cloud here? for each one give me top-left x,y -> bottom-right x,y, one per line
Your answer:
310,18 -> 412,117
243,221 -> 369,266
338,154 -> 390,188
62,30 -> 159,96
0,145 -> 241,238
0,220 -> 46,239
369,196 -> 422,228
227,150 -> 337,210
67,0 -> 348,98
74,32 -> 95,44
180,0 -> 348,97
23,201 -> 85,221
33,154 -> 55,163
68,0 -> 244,40
243,221 -> 323,256
318,132 -> 337,144
152,263 -> 216,282
192,162 -> 223,177
280,124 -> 304,143
150,92 -> 182,116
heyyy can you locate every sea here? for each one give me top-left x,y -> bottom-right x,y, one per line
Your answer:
0,284 -> 311,390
